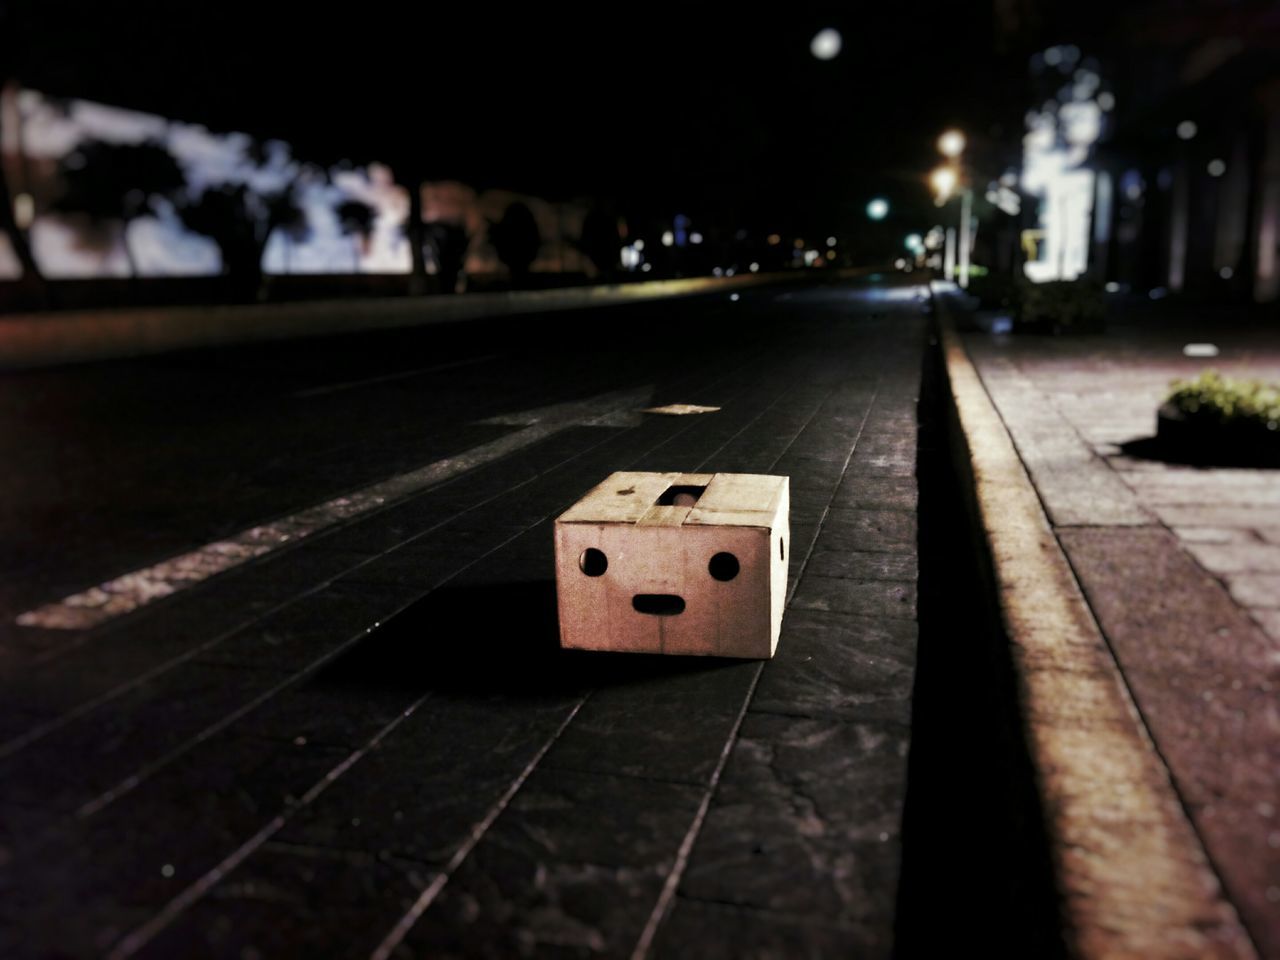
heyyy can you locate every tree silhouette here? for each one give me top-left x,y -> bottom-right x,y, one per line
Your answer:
489,201 -> 540,283
52,138 -> 185,277
426,221 -> 468,294
335,198 -> 377,273
578,208 -> 621,280
177,180 -> 308,300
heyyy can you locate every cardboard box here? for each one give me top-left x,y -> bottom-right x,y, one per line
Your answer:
555,471 -> 789,658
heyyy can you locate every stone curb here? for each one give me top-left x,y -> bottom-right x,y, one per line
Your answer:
0,269 -> 851,371
932,284 -> 1256,959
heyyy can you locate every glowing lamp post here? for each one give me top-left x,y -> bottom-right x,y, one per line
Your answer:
934,129 -> 972,288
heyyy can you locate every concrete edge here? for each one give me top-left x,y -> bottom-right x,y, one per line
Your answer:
932,284 -> 1257,959
0,269 -> 854,371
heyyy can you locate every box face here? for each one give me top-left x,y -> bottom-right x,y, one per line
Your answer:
555,472 -> 789,658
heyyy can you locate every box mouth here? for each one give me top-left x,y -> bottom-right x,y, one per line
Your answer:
631,594 -> 686,616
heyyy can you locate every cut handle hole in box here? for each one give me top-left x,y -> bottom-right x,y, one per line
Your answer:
655,484 -> 707,507
632,594 -> 686,616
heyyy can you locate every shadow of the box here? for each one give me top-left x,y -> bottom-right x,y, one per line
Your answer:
1120,434 -> 1280,469
311,579 -> 741,698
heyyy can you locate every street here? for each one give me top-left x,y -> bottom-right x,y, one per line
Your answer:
0,276 -> 933,957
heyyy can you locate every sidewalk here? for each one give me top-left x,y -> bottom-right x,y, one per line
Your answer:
947,288 -> 1279,958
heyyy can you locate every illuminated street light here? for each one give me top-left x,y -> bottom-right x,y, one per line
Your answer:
866,198 -> 889,221
905,233 -> 924,254
937,129 -> 966,158
810,28 -> 842,61
930,165 -> 958,200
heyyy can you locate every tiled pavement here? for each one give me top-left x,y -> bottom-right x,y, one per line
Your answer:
962,313 -> 1280,958
0,284 -> 926,958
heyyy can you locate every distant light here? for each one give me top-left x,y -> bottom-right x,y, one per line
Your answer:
905,233 -> 924,253
661,231 -> 674,247
1219,266 -> 1234,279
633,238 -> 645,252
641,262 -> 652,272
767,233 -> 781,246
713,267 -> 724,277
793,238 -> 805,249
729,293 -> 740,302
894,257 -> 907,269
690,231 -> 703,244
866,197 -> 889,221
1207,158 -> 1226,178
1183,343 -> 1219,358
725,267 -> 736,276
1176,120 -> 1197,141
1104,281 -> 1120,293
930,166 -> 958,198
810,28 -> 842,60
1149,286 -> 1168,300
825,250 -> 836,261
804,250 -> 820,265
826,236 -> 838,247
1097,91 -> 1115,111
13,193 -> 34,230
749,261 -> 760,272
937,129 -> 966,158
1043,46 -> 1063,67
620,245 -> 641,269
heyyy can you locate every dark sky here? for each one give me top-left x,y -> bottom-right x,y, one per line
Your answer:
7,1 -> 1076,237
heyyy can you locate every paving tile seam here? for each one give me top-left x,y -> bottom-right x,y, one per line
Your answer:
0,350 -> 779,763
12,346 -> 775,670
936,292 -> 1256,959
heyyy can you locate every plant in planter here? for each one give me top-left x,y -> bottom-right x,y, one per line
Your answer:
1157,370 -> 1280,466
1013,278 -> 1105,333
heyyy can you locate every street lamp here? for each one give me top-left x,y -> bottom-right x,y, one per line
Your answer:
934,128 -> 972,288
937,129 -> 966,159
866,197 -> 889,221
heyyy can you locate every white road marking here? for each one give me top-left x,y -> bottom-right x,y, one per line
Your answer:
291,353 -> 500,399
15,384 -> 652,631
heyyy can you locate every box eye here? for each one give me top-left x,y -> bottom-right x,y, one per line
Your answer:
708,551 -> 739,581
579,548 -> 608,576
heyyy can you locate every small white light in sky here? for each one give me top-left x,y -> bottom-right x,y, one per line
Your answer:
1219,266 -> 1234,279
690,231 -> 703,244
1207,158 -> 1226,177
641,262 -> 652,272
712,267 -> 723,277
1105,281 -> 1120,293
1098,91 -> 1115,111
1043,46 -> 1063,67
1183,343 -> 1219,358
937,130 -> 966,158
866,198 -> 889,221
826,236 -> 838,246
810,28 -> 842,60
749,261 -> 760,273
633,238 -> 645,252
1176,120 -> 1197,141
894,257 -> 907,269
930,166 -> 957,198
729,293 -> 740,301
661,230 -> 674,247
905,233 -> 924,253
160,864 -> 175,878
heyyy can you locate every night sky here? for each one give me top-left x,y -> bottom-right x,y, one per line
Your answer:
6,1 -> 1121,238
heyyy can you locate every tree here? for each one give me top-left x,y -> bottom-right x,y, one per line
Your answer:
488,201 -> 540,283
52,138 -> 186,277
177,180 -> 308,300
426,221 -> 468,294
578,208 -> 621,280
335,198 -> 376,273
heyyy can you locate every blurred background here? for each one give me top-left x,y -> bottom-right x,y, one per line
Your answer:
1,0 -> 1277,311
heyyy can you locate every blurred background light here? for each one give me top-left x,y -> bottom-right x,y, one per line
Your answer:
1176,120 -> 1197,140
937,129 -> 966,158
1208,158 -> 1226,177
865,198 -> 888,220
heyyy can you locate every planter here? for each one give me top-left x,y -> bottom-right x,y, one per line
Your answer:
1155,403 -> 1280,467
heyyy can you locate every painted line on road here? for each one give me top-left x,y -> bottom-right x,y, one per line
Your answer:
291,353 -> 500,399
15,384 -> 652,631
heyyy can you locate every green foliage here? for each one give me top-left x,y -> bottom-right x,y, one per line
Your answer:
1014,278 -> 1105,331
1166,370 -> 1280,432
